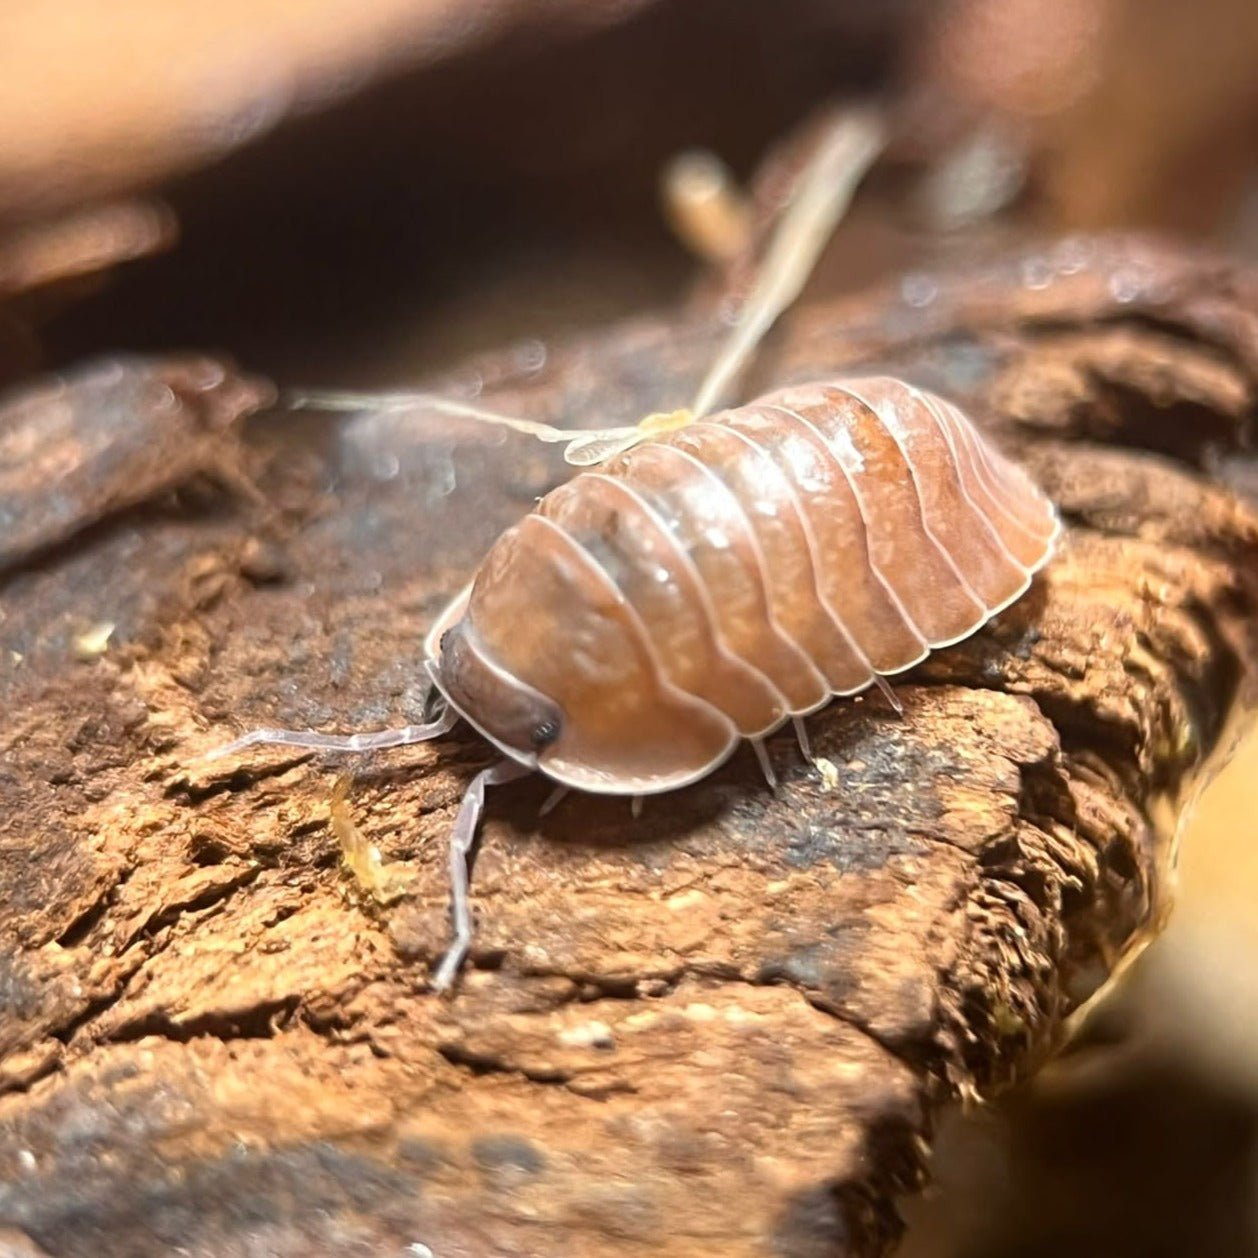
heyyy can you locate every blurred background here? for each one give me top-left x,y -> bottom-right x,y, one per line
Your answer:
0,2 -> 1254,1253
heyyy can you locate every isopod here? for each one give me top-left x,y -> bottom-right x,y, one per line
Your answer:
206,108 -> 1059,991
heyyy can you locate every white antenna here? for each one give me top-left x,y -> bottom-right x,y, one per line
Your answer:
286,388 -> 577,445
688,106 -> 885,419
286,104 -> 887,466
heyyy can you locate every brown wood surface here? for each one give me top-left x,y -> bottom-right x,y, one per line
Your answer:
0,235 -> 1255,1257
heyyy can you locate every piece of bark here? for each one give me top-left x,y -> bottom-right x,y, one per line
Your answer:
0,1 -> 667,227
0,202 -> 179,387
0,356 -> 274,572
0,2 -> 916,236
0,203 -> 177,303
0,236 -> 1255,1257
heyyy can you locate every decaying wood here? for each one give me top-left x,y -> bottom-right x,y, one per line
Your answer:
0,3 -> 914,236
0,1 -> 665,227
0,236 -> 1255,1257
0,357 -> 274,570
0,203 -> 176,300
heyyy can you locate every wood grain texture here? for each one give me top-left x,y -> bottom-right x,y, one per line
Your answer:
0,235 -> 1255,1257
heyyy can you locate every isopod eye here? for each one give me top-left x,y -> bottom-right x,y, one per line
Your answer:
436,619 -> 566,759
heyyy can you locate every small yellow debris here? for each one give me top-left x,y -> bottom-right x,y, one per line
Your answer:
72,622 -> 115,659
660,149 -> 751,264
329,774 -> 414,905
814,756 -> 840,792
637,408 -> 694,437
558,1020 -> 615,1050
664,888 -> 708,912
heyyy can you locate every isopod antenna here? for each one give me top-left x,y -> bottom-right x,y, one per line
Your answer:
688,105 -> 885,419
283,103 -> 887,469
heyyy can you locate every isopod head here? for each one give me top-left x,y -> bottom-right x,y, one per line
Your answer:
422,524 -> 740,795
431,617 -> 565,763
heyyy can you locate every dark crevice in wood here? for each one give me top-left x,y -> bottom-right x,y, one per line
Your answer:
99,997 -> 302,1047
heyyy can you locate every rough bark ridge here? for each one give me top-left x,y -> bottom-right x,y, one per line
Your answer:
0,236 -> 1255,1257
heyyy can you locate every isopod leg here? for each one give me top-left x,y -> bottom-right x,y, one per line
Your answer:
630,795 -> 644,820
791,716 -> 813,762
750,738 -> 778,791
538,784 -> 570,818
203,706 -> 458,760
873,675 -> 904,717
430,758 -> 533,994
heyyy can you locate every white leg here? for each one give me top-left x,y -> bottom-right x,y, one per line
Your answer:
750,737 -> 778,790
791,716 -> 813,761
201,706 -> 458,761
538,784 -> 570,817
873,675 -> 904,716
630,795 -> 644,819
430,758 -> 533,994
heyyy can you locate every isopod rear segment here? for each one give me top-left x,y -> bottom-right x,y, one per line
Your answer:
207,376 -> 1058,991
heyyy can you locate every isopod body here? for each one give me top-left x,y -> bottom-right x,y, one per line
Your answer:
425,376 -> 1059,794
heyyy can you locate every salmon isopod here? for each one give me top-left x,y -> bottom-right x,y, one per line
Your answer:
206,109 -> 1059,990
